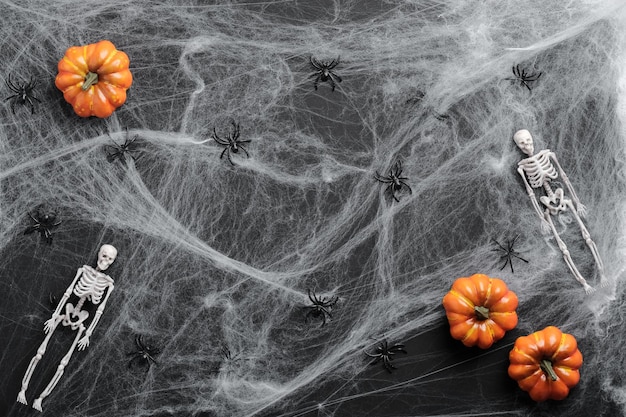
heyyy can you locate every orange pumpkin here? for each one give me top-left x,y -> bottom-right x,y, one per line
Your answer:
55,40 -> 132,118
442,273 -> 518,349
508,326 -> 583,401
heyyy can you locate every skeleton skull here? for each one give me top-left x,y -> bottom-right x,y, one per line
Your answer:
513,129 -> 534,156
97,244 -> 118,271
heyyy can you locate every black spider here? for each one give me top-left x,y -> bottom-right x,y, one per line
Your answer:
213,121 -> 251,165
24,206 -> 61,244
507,65 -> 542,92
305,289 -> 338,327
219,345 -> 253,375
106,131 -> 141,163
374,160 -> 413,202
309,56 -> 342,91
5,74 -> 40,114
221,346 -> 240,362
127,335 -> 160,368
365,338 -> 408,373
492,235 -> 528,273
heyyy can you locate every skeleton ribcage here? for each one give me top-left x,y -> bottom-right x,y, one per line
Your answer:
73,266 -> 110,304
521,150 -> 558,188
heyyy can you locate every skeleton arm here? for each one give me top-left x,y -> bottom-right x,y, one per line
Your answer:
517,167 -> 544,218
44,267 -> 84,334
517,167 -> 551,232
550,152 -> 587,217
78,282 -> 114,350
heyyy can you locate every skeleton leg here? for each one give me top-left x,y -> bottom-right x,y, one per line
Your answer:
17,316 -> 62,405
544,210 -> 595,294
566,200 -> 608,286
32,324 -> 85,412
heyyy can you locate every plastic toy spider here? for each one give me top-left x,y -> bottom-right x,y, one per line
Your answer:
492,235 -> 528,273
127,335 -> 160,368
221,346 -> 240,362
106,131 -> 141,163
24,206 -> 61,244
366,338 -> 408,373
213,121 -> 251,165
374,160 -> 413,202
5,74 -> 40,114
507,65 -> 542,92
305,289 -> 338,327
309,56 -> 342,91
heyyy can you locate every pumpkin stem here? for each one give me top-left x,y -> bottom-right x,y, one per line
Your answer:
82,72 -> 99,91
474,306 -> 490,320
540,359 -> 558,381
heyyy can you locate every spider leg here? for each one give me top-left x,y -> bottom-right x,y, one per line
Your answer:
219,146 -> 229,160
107,151 -> 122,163
238,144 -> 250,159
331,72 -> 342,84
382,357 -> 396,373
213,137 -> 230,146
226,149 -> 235,166
521,80 -> 532,92
136,335 -> 146,351
145,353 -> 158,366
231,122 -> 240,138
319,312 -> 327,327
374,172 -> 394,184
313,72 -> 322,90
26,97 -> 35,114
27,211 -> 39,222
304,308 -> 319,323
399,180 -> 412,195
213,128 -> 230,145
386,184 -> 400,202
129,151 -> 141,162
491,238 -> 507,252
524,73 -> 541,81
499,256 -> 512,272
365,351 -> 381,359
319,306 -> 333,318
307,289 -> 316,304
328,76 -> 336,92
313,74 -> 321,90
310,56 -> 322,70
6,75 -> 19,92
511,252 -> 529,263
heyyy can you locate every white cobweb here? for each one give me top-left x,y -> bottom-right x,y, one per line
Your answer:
1,0 -> 626,416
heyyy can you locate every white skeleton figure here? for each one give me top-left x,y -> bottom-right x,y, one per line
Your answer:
17,244 -> 118,412
513,129 -> 606,293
